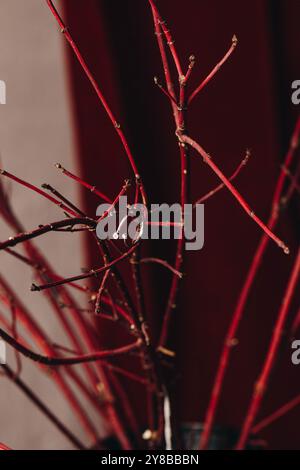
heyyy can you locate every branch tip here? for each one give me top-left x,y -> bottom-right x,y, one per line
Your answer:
30,283 -> 40,292
55,163 -> 64,171
243,149 -> 251,164
282,244 -> 290,255
188,55 -> 196,67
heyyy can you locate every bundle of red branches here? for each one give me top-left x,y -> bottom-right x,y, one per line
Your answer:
0,0 -> 299,450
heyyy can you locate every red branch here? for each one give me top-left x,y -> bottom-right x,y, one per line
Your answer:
200,116 -> 300,449
148,0 -> 183,79
0,443 -> 10,451
0,169 -> 78,218
140,257 -> 183,278
0,326 -> 141,366
194,150 -> 250,205
252,393 -> 300,434
188,36 -> 238,105
54,163 -> 112,204
31,242 -> 139,291
46,1 -> 146,204
236,247 -> 300,449
0,276 -> 99,443
179,133 -> 289,253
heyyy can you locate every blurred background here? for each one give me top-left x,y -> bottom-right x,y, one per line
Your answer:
0,0 -> 299,449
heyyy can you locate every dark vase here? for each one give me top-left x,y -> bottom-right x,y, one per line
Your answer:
181,423 -> 265,450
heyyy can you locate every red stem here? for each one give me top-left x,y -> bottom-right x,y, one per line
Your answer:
95,270 -> 110,314
182,55 -> 196,85
0,170 -> 78,218
236,247 -> 300,449
179,133 -> 289,253
194,150 -> 250,205
0,217 -> 96,251
0,443 -> 10,451
0,275 -> 99,443
0,326 -> 141,366
200,116 -> 300,449
46,1 -> 146,204
140,257 -> 183,278
154,76 -> 178,106
41,183 -> 86,217
290,305 -> 300,338
252,393 -> 300,435
55,163 -> 112,204
31,242 -> 139,291
149,0 -> 188,352
0,313 -> 106,422
148,0 -> 183,78
96,180 -> 130,223
188,36 -> 238,105
27,242 -> 135,449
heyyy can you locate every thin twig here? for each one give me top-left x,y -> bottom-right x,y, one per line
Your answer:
31,242 -> 139,291
178,132 -> 289,253
140,257 -> 183,278
148,0 -> 183,78
0,169 -> 78,218
54,164 -> 112,203
0,326 -> 141,366
194,150 -> 250,205
41,183 -> 86,216
252,393 -> 300,434
188,36 -> 238,105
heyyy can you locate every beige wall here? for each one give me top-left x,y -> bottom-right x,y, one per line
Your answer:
0,0 -> 98,449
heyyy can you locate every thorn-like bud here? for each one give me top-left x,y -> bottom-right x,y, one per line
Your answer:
232,34 -> 238,46
55,163 -> 64,171
188,55 -> 196,68
226,337 -> 239,347
279,242 -> 290,255
30,283 -> 40,292
41,183 -> 51,190
153,76 -> 159,86
243,149 -> 251,164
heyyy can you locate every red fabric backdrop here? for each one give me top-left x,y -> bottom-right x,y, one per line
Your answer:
62,0 -> 300,449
